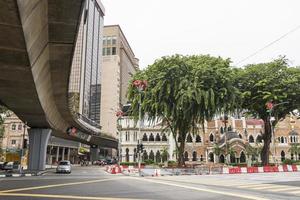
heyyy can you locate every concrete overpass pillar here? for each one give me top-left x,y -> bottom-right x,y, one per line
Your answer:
67,148 -> 70,161
62,147 -> 65,160
28,129 -> 51,171
56,146 -> 60,162
90,145 -> 99,163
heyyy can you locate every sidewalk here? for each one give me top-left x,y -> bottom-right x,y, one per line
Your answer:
0,164 -> 58,178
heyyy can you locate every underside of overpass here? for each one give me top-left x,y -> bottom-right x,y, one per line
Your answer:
0,0 -> 117,170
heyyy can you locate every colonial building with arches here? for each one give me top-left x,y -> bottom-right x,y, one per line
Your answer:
118,115 -> 300,164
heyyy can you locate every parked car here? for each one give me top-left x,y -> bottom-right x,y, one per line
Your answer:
106,158 -> 117,165
56,160 -> 71,173
2,162 -> 13,171
0,162 -> 5,170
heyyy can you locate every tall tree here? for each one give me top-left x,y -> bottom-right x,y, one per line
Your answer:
128,54 -> 238,166
234,58 -> 300,165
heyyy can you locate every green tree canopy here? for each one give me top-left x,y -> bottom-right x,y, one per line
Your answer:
234,57 -> 300,165
128,54 -> 238,166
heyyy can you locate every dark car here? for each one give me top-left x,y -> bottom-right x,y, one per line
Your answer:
106,158 -> 117,165
0,162 -> 6,170
2,162 -> 13,171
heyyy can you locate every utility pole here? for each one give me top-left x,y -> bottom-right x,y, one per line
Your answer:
132,79 -> 147,176
266,101 -> 289,165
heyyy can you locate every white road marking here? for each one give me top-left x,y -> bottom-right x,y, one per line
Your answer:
132,177 -> 270,200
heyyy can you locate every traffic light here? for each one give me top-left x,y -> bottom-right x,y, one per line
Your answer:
140,144 -> 144,152
136,144 -> 144,153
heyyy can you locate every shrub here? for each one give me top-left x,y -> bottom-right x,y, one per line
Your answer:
282,159 -> 296,165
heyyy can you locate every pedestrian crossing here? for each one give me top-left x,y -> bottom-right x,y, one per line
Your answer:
235,183 -> 300,195
154,176 -> 300,196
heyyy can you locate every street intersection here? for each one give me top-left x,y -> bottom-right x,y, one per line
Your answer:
1,166 -> 300,200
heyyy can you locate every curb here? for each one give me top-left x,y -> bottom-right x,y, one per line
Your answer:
0,173 -> 36,178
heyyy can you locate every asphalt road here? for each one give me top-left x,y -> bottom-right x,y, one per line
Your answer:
1,166 -> 300,200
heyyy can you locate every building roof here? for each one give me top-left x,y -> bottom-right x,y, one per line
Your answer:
246,119 -> 264,125
219,131 -> 241,144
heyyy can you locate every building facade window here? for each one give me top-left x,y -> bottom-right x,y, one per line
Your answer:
11,123 -> 16,131
187,134 -> 193,143
149,133 -> 154,141
196,135 -> 201,143
142,133 -> 148,141
162,134 -> 167,141
79,0 -> 103,124
155,133 -> 161,142
18,124 -> 22,130
249,135 -> 254,143
11,140 -> 16,145
209,133 -> 214,142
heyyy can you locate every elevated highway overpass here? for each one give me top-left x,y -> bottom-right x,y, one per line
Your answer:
0,0 -> 117,171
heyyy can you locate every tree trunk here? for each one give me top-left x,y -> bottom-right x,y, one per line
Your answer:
177,138 -> 186,167
261,117 -> 272,166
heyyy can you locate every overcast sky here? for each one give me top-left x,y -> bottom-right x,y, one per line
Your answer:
101,0 -> 300,69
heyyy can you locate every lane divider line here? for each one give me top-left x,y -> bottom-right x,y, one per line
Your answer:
0,192 -> 148,200
0,177 -> 127,193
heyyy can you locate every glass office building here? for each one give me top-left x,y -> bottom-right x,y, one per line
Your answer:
69,0 -> 104,125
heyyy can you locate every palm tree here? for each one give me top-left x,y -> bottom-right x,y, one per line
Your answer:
213,144 -> 222,163
161,147 -> 169,163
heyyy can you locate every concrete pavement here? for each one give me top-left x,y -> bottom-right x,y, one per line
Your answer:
0,165 -> 300,199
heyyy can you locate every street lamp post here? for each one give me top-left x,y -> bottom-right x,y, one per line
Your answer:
116,110 -> 124,166
132,79 -> 147,176
266,101 -> 289,165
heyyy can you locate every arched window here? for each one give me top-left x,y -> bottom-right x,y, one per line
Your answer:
162,134 -> 167,141
230,154 -> 236,163
149,150 -> 155,161
249,135 -> 254,143
162,152 -> 168,162
291,153 -> 294,160
209,152 -> 214,162
186,134 -> 193,143
156,151 -> 161,163
280,136 -> 284,144
228,125 -> 232,131
192,151 -> 197,161
219,154 -> 225,163
238,134 -> 242,139
256,135 -> 263,143
142,133 -> 148,141
143,150 -> 148,161
220,127 -> 224,134
240,152 -> 246,163
209,134 -> 214,142
18,124 -> 22,130
281,151 -> 285,162
200,155 -> 203,161
125,148 -> 129,162
149,133 -> 154,141
184,151 -> 189,161
196,135 -> 202,143
155,133 -> 161,141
